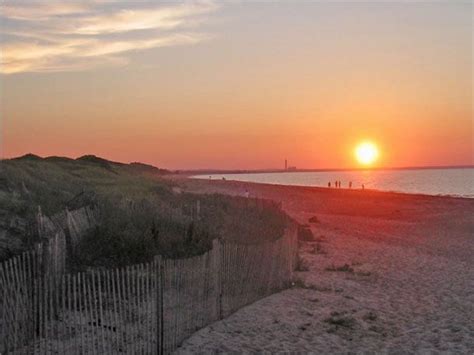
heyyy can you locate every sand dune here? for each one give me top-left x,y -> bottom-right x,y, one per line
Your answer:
175,180 -> 474,354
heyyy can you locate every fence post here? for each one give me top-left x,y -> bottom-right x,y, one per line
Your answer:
36,206 -> 44,238
212,239 -> 223,320
154,255 -> 164,355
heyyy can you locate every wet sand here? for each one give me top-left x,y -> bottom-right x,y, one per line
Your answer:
174,178 -> 474,354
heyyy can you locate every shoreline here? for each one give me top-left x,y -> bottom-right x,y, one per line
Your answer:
177,176 -> 474,202
179,164 -> 474,175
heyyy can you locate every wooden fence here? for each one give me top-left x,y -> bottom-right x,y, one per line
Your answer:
36,206 -> 100,278
0,225 -> 298,354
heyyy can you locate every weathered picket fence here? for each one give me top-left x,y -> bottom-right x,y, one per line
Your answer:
0,225 -> 298,354
36,206 -> 100,278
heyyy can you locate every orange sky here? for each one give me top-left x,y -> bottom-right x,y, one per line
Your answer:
1,2 -> 472,170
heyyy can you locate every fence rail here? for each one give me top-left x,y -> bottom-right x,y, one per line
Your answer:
1,224 -> 298,354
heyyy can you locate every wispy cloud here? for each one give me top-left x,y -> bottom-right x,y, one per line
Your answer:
0,1 -> 219,74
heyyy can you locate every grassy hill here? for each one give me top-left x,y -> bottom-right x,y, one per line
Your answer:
2,154 -> 171,216
0,155 -> 287,267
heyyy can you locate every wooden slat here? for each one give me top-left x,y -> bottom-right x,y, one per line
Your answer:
134,264 -> 140,354
104,268 -> 113,354
125,265 -> 131,353
119,267 -> 126,353
83,271 -> 93,355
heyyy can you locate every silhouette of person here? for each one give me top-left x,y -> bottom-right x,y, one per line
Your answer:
362,184 -> 365,190
328,182 -> 331,188
335,181 -> 338,188
349,181 -> 352,189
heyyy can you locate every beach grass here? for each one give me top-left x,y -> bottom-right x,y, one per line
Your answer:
0,155 -> 288,266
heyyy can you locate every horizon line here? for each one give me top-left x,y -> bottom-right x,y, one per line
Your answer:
183,164 -> 474,174
2,153 -> 473,173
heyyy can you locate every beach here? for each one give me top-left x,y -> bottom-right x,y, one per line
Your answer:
175,179 -> 474,353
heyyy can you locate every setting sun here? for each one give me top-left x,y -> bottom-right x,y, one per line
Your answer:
355,142 -> 379,166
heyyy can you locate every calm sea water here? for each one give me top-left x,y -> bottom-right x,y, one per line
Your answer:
196,168 -> 474,198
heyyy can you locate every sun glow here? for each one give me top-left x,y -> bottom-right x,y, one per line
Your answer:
355,141 -> 379,166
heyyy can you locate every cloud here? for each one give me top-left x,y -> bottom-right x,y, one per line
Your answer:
1,3 -> 91,20
0,1 -> 218,74
69,3 -> 217,35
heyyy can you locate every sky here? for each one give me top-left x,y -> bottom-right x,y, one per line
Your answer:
1,1 -> 472,170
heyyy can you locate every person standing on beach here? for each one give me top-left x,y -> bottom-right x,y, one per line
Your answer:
362,184 -> 365,190
349,181 -> 352,189
328,182 -> 331,188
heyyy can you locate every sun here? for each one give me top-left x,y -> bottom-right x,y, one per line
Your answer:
355,141 -> 379,166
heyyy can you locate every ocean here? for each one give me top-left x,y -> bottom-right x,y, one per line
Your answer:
195,168 -> 474,198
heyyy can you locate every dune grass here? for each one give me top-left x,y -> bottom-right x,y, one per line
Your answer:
0,155 -> 288,267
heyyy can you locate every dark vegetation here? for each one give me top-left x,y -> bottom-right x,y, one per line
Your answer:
297,224 -> 314,241
310,242 -> 327,255
324,311 -> 357,329
325,263 -> 354,273
0,154 -> 288,268
295,255 -> 310,272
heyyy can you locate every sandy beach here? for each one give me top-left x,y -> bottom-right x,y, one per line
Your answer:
174,179 -> 474,354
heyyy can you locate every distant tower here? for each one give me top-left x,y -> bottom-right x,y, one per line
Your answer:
285,159 -> 288,170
